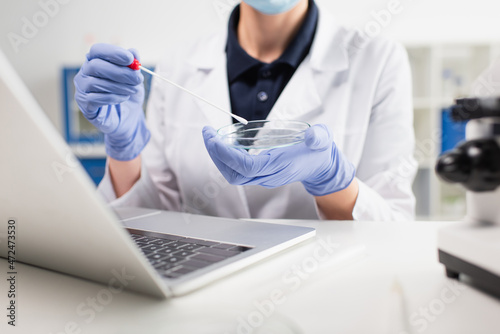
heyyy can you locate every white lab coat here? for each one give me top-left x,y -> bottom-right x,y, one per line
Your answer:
98,9 -> 417,221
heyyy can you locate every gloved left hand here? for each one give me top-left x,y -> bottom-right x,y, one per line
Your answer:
202,124 -> 356,196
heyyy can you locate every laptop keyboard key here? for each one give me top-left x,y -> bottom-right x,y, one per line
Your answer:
150,239 -> 174,246
140,248 -> 158,255
146,253 -> 169,261
181,258 -> 214,270
156,247 -> 176,255
191,253 -> 225,263
228,245 -> 252,252
171,250 -> 195,258
169,266 -> 196,276
157,263 -> 179,272
151,261 -> 166,268
157,234 -> 186,241
163,271 -> 181,279
167,241 -> 190,249
212,243 -> 236,250
141,245 -> 166,253
138,237 -> 157,243
197,247 -> 240,258
182,238 -> 220,247
182,244 -> 204,251
164,256 -> 183,264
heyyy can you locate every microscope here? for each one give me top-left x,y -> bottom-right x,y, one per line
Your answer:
436,97 -> 500,298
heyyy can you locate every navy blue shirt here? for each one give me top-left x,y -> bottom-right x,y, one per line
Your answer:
226,0 -> 318,122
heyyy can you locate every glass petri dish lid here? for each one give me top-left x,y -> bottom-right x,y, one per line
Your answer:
217,120 -> 310,150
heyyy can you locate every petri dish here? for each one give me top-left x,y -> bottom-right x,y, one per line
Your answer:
217,120 -> 310,150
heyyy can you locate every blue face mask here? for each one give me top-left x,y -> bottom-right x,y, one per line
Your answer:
242,0 -> 302,15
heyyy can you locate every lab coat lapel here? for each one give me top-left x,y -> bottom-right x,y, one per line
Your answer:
191,53 -> 232,129
188,35 -> 252,218
267,8 -> 349,121
267,60 -> 322,121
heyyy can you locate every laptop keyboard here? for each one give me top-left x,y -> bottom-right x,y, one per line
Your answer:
127,229 -> 252,279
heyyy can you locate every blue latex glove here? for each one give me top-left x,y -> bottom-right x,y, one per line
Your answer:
202,124 -> 356,196
74,43 -> 150,161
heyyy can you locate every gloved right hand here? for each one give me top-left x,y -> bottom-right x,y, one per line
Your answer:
74,43 -> 150,161
202,124 -> 356,196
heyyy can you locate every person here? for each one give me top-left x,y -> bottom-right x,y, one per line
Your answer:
74,0 -> 416,221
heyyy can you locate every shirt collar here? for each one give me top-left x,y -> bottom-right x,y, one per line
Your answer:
226,6 -> 260,83
226,0 -> 319,83
278,0 -> 318,67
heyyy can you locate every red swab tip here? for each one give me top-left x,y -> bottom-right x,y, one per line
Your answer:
128,58 -> 141,70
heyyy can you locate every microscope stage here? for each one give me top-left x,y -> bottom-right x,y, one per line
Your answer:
438,221 -> 500,298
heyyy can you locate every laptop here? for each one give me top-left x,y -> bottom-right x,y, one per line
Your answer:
0,49 -> 315,298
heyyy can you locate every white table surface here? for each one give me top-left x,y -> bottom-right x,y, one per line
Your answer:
1,219 -> 499,334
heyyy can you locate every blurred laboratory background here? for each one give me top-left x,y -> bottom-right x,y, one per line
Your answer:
1,0 -> 500,220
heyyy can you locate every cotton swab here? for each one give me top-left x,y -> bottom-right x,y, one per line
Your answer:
128,59 -> 248,125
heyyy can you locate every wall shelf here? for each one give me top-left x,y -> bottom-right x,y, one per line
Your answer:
407,43 -> 498,220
